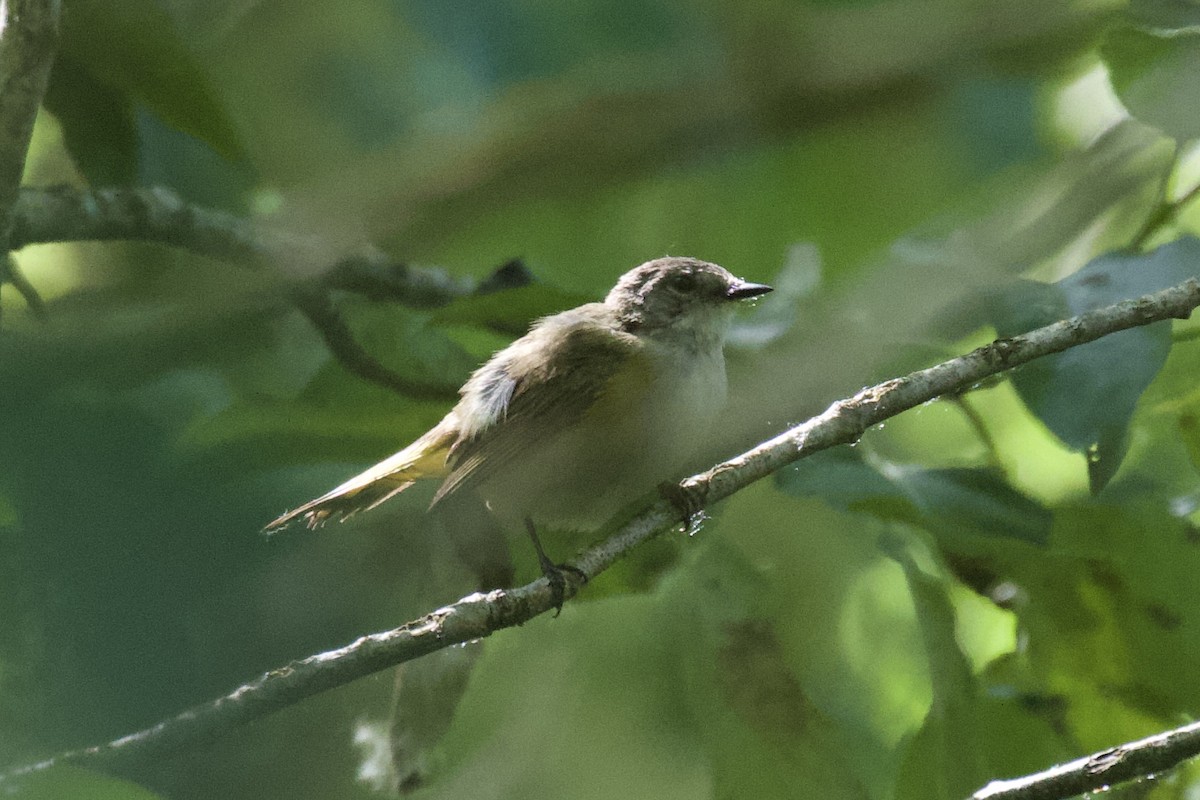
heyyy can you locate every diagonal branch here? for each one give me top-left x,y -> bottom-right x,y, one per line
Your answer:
2,277 -> 1199,783
7,185 -> 533,396
971,720 -> 1200,800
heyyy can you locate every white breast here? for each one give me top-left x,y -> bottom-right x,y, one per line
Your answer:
478,341 -> 729,530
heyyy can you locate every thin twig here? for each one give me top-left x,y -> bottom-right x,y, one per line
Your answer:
1,253 -> 46,320
1130,180 -> 1200,251
949,392 -> 1005,472
2,277 -> 1197,782
290,288 -> 460,400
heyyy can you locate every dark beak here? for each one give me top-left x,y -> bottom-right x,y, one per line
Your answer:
726,280 -> 773,300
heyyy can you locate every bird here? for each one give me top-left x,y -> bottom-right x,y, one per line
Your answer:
266,256 -> 771,586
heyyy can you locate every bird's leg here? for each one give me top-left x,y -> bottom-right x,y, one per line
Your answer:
524,517 -> 586,615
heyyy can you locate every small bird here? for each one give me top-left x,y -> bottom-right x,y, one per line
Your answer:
266,257 -> 771,583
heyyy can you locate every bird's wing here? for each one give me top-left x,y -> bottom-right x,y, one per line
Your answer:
431,309 -> 642,506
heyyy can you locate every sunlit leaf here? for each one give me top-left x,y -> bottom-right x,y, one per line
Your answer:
3,766 -> 165,800
1103,24 -> 1200,141
887,539 -> 986,800
1013,503 -> 1200,732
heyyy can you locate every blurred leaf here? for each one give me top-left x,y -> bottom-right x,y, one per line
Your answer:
777,448 -> 900,512
1086,431 -> 1131,495
185,404 -> 445,467
425,594 -> 715,799
1128,0 -> 1200,30
3,766 -> 165,799
59,0 -> 243,163
887,539 -> 986,800
1181,406 -> 1200,474
133,108 -> 256,211
430,283 -> 590,335
889,467 -> 1052,546
778,449 -> 1051,546
43,54 -> 137,184
385,644 -> 483,793
1103,24 -> 1200,141
700,618 -> 870,800
331,302 -> 480,395
0,493 -> 16,527
1014,503 -> 1200,731
945,77 -> 1040,174
661,530 -> 874,800
991,237 -> 1200,488
710,486 -> 932,795
726,243 -> 819,350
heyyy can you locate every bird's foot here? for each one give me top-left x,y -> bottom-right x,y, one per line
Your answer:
540,559 -> 587,617
524,518 -> 586,616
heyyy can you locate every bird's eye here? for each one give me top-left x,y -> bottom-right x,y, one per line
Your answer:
669,272 -> 698,292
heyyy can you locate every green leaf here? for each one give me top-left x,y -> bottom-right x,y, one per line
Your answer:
711,486 -> 934,795
431,283 -> 591,335
426,594 -> 719,799
1128,0 -> 1200,30
1181,406 -> 1200,474
1016,503 -> 1200,726
776,448 -> 900,512
1103,24 -> 1200,141
886,538 -> 986,800
59,0 -> 243,163
3,765 -> 165,799
43,54 -> 137,184
991,237 -> 1200,488
890,467 -> 1052,546
777,449 -> 1051,546
663,532 -> 876,800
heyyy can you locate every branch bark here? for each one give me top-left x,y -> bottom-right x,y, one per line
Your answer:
2,277 -> 1196,783
9,185 -> 485,307
0,0 -> 60,312
972,720 -> 1200,800
7,185 -> 532,396
0,0 -> 60,246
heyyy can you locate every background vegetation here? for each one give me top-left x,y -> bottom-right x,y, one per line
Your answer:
3,0 -> 1200,798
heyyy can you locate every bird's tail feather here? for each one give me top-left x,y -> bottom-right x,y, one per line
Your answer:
264,423 -> 455,531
